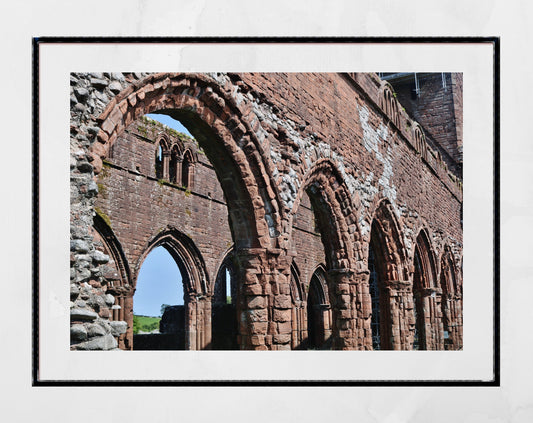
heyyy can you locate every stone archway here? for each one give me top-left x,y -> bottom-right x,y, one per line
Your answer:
132,228 -> 210,350
439,245 -> 462,350
288,159 -> 364,350
412,228 -> 442,350
367,199 -> 411,350
81,73 -> 288,350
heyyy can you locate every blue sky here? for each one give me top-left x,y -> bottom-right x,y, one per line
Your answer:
133,113 -> 190,317
134,246 -> 184,316
146,113 -> 193,137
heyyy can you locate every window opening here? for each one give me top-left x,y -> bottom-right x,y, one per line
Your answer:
413,248 -> 424,350
368,244 -> 381,350
212,258 -> 238,350
133,246 -> 184,350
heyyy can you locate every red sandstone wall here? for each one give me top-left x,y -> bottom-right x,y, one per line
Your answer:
97,121 -> 231,287
389,73 -> 463,173
239,73 -> 462,245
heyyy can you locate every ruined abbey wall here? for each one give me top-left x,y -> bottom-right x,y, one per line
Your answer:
69,72 -> 463,351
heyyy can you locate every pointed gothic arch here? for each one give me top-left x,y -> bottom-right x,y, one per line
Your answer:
412,228 -> 441,350
440,245 -> 462,350
212,247 -> 239,350
90,213 -> 132,349
89,73 -> 288,349
155,135 -> 170,179
132,228 -> 210,350
306,265 -> 331,349
289,159 -> 362,349
367,199 -> 410,350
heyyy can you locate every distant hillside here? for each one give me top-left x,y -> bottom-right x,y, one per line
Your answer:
133,315 -> 161,334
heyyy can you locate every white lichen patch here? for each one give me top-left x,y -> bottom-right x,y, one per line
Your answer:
358,105 -> 398,211
353,172 -> 379,237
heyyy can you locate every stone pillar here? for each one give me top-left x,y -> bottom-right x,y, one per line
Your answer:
175,159 -> 182,185
123,295 -> 134,350
383,280 -> 414,350
455,296 -> 463,349
445,294 -> 462,350
327,268 -> 359,350
186,295 -> 197,350
234,248 -> 292,350
321,304 -> 332,345
235,248 -> 270,350
203,295 -> 213,350
418,287 -> 444,350
162,152 -> 170,179
356,271 -> 373,350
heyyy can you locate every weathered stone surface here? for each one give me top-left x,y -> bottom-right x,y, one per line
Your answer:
70,240 -> 90,253
70,324 -> 88,342
70,308 -> 98,321
69,72 -> 463,351
75,334 -> 118,350
87,323 -> 107,338
109,321 -> 128,336
246,296 -> 266,310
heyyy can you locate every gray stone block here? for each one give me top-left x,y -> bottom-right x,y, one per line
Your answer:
70,324 -> 87,342
110,321 -> 128,336
70,307 -> 98,321
75,334 -> 118,351
87,323 -> 107,338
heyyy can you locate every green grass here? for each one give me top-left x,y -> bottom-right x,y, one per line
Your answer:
132,315 -> 161,334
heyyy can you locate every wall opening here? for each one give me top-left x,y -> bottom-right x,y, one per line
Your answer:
368,219 -> 393,350
212,254 -> 238,350
306,268 -> 331,349
133,246 -> 185,350
413,247 -> 425,350
412,231 -> 437,350
368,243 -> 382,350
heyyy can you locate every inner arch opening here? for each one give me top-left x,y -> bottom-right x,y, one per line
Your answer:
133,246 -> 185,350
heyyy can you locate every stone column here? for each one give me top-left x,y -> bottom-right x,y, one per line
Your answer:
175,159 -> 182,186
234,248 -> 292,350
202,295 -> 213,350
356,271 -> 373,350
234,248 -> 270,350
446,294 -> 462,350
418,287 -> 444,350
186,295 -> 197,350
162,152 -> 170,180
327,268 -> 360,350
383,280 -> 414,350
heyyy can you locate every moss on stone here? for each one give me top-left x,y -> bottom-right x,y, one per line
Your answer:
95,207 -> 112,228
97,183 -> 107,198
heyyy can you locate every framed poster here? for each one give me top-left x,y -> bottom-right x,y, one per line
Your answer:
34,37 -> 498,385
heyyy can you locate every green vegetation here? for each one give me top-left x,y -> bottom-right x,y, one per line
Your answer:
132,315 -> 161,334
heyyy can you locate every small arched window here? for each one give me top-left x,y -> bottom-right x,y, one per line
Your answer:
412,230 -> 438,350
306,267 -> 329,349
169,145 -> 180,184
182,150 -> 194,189
155,138 -> 170,180
379,83 -> 401,128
